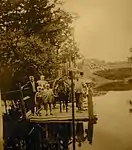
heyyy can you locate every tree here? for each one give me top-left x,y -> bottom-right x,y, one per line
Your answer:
0,0 -> 80,90
128,48 -> 132,62
0,30 -> 49,89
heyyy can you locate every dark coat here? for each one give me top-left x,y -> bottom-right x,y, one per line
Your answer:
23,81 -> 38,96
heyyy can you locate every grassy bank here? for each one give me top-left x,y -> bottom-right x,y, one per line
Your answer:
79,60 -> 132,96
95,81 -> 132,91
93,67 -> 132,80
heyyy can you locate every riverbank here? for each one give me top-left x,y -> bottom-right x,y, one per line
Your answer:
82,66 -> 132,97
93,67 -> 132,80
79,59 -> 132,90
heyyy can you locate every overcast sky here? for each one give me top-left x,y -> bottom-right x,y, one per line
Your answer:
63,0 -> 132,62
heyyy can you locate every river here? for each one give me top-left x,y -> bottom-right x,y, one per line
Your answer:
73,90 -> 132,150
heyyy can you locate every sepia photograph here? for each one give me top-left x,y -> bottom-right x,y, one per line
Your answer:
0,0 -> 132,149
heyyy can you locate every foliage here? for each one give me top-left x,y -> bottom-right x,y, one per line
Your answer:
0,0 -> 80,90
0,30 -> 47,73
0,30 -> 48,89
58,37 -> 80,63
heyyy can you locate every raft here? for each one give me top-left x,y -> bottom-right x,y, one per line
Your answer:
26,103 -> 97,124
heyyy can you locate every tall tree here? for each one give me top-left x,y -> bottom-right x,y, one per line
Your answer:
0,30 -> 49,89
0,0 -> 80,90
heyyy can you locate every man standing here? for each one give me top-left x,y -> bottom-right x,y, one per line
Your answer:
74,74 -> 83,112
79,71 -> 87,111
24,76 -> 37,115
63,75 -> 71,112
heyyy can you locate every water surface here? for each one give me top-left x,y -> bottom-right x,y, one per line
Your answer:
73,90 -> 132,150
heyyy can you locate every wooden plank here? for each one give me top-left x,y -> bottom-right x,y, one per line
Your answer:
27,116 -> 97,123
28,114 -> 89,120
88,89 -> 94,120
27,106 -> 89,119
28,119 -> 90,123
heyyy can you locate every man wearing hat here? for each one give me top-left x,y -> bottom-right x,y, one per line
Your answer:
74,74 -> 84,112
23,76 -> 38,115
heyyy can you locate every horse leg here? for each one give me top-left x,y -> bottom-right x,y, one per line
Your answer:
59,97 -> 62,113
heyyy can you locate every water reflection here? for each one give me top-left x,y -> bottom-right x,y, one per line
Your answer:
75,90 -> 132,150
129,100 -> 132,113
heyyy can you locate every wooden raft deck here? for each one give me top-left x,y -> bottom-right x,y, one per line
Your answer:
26,103 -> 97,123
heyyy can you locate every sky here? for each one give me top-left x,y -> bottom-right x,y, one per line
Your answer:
63,0 -> 132,62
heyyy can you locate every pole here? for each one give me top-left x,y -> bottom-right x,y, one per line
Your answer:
73,27 -> 76,68
0,89 -> 3,150
3,95 -> 7,114
71,71 -> 76,150
87,87 -> 94,120
19,83 -> 26,120
87,85 -> 94,144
